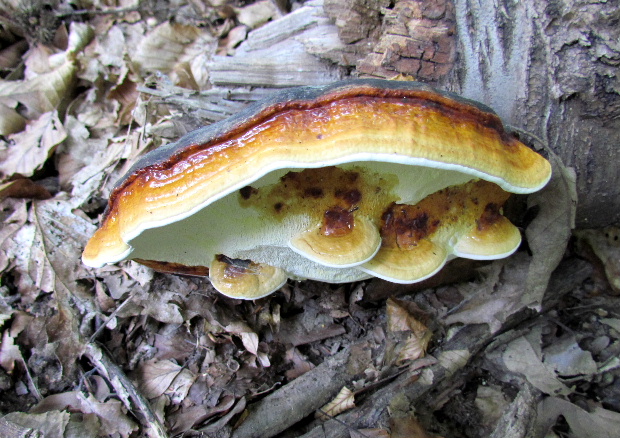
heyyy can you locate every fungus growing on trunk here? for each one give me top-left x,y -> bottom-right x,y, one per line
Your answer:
82,79 -> 552,299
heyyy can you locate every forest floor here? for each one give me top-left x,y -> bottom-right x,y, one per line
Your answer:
1,1 -> 620,437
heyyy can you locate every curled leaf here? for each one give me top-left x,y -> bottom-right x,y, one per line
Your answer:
316,386 -> 355,420
387,298 -> 432,363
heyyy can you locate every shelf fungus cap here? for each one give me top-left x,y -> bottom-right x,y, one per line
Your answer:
82,79 -> 552,299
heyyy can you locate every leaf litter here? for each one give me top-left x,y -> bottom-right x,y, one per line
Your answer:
0,1 -> 617,438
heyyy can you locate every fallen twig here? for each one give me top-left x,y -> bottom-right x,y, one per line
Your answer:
84,343 -> 168,438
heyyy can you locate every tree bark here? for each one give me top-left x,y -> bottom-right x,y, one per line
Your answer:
444,0 -> 619,227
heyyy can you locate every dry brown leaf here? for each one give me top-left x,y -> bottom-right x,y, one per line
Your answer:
133,22 -> 204,75
225,322 -> 259,355
0,111 -> 67,179
601,318 -> 620,334
0,329 -> 24,373
3,410 -> 71,438
137,359 -> 185,399
0,198 -> 28,273
523,145 -> 576,308
65,134 -> 129,207
30,391 -> 138,438
474,385 -> 509,433
220,25 -> 249,55
56,115 -> 94,188
0,23 -> 91,127
386,298 -> 428,334
169,367 -> 197,404
285,346 -> 316,379
118,288 -> 184,324
443,256 -> 531,333
536,397 -> 620,438
0,58 -> 75,121
169,395 -> 236,435
316,386 -> 355,420
0,40 -> 28,70
0,101 -> 26,135
107,75 -> 139,125
386,298 -> 431,363
351,428 -> 390,438
502,327 -> 572,396
575,227 -> 620,292
0,198 -> 92,378
542,334 -> 597,377
6,198 -> 96,302
390,414 -> 437,438
235,0 -> 278,29
0,178 -> 51,201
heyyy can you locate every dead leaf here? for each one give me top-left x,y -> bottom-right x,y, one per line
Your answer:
235,0 -> 278,28
0,198 -> 28,273
285,347 -> 316,379
30,391 -> 138,438
225,322 -> 259,355
536,397 -> 620,438
502,327 -> 572,396
0,178 -> 51,201
601,318 -> 620,334
5,198 -> 96,303
316,386 -> 355,420
443,255 -> 530,333
133,22 -> 204,75
0,111 -> 67,178
276,307 -> 346,346
390,414 -> 436,438
0,23 -> 92,122
575,227 -> 620,292
169,395 -> 236,434
386,298 -> 431,363
524,145 -> 577,308
0,329 -> 24,373
0,59 -> 75,121
136,359 -> 190,399
542,334 -> 597,377
67,132 -> 148,208
0,39 -> 28,71
3,410 -> 70,438
351,428 -> 390,438
0,102 -> 26,135
474,385 -> 509,432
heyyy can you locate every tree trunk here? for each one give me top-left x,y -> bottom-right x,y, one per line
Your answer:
448,0 -> 620,227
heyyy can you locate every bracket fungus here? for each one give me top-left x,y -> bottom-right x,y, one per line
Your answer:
82,79 -> 552,299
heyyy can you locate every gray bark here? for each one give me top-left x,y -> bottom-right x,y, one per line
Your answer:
448,0 -> 620,227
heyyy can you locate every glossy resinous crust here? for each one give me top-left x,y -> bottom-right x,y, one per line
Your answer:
82,79 -> 552,299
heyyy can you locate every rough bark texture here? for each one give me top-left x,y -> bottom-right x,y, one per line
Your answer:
448,0 -> 620,227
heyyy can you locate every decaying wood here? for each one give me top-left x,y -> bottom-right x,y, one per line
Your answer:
209,0 -> 344,87
231,345 -> 356,438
